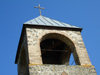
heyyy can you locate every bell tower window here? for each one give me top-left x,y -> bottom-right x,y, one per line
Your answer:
40,33 -> 77,65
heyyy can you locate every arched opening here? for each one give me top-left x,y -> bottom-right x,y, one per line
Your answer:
40,33 -> 79,65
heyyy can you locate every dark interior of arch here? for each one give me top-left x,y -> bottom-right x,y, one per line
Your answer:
40,38 -> 71,65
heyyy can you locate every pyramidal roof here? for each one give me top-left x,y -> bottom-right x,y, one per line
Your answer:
24,16 -> 81,29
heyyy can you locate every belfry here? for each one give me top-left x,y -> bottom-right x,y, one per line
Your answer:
15,5 -> 97,75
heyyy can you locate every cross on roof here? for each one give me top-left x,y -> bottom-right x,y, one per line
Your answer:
34,4 -> 45,16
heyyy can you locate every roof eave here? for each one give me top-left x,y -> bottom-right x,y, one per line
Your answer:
24,24 -> 82,32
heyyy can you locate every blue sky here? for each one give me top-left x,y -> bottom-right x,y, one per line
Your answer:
0,0 -> 100,75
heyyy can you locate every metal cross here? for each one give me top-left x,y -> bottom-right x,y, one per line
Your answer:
34,4 -> 45,16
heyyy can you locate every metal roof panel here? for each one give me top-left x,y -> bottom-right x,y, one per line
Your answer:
24,16 -> 81,28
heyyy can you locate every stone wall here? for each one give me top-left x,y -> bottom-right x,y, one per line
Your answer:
17,32 -> 29,75
26,27 -> 91,65
16,27 -> 97,75
29,65 -> 97,75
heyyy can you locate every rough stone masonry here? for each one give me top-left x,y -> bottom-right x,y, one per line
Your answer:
26,28 -> 91,65
29,65 -> 96,75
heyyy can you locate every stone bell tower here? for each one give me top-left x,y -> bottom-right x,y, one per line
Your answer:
15,15 -> 97,75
